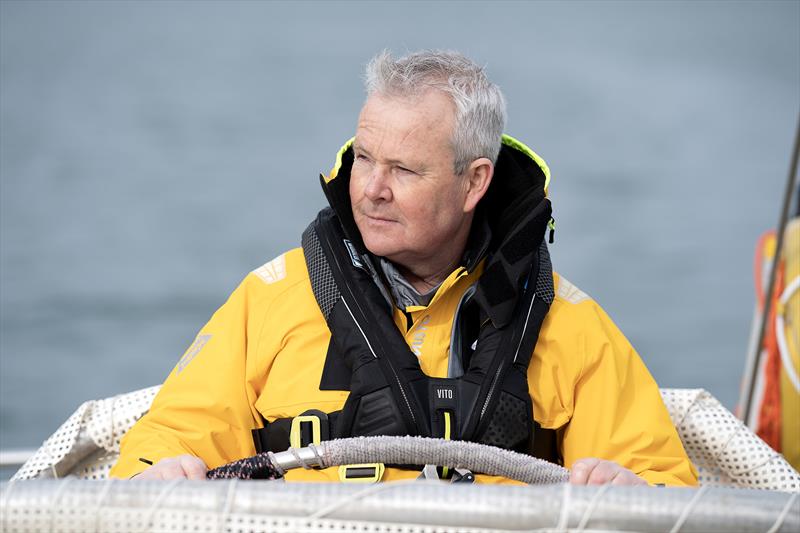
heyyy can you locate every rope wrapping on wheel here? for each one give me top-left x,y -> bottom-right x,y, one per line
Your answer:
206,451 -> 285,480
205,436 -> 570,484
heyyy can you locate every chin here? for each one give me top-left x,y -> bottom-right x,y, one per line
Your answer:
361,234 -> 398,259
363,241 -> 393,259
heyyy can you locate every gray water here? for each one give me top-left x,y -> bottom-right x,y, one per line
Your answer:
1,1 -> 798,453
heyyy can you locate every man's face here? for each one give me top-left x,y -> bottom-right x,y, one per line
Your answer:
350,91 -> 474,270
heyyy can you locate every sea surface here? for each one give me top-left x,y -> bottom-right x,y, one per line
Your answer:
1,1 -> 798,462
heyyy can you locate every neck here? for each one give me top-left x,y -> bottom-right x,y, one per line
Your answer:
395,217 -> 472,294
397,256 -> 462,295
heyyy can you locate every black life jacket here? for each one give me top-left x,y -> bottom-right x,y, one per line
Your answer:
253,138 -> 560,463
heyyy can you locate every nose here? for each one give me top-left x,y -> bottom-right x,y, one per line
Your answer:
363,165 -> 392,203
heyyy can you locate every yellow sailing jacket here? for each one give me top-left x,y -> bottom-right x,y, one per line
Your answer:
111,247 -> 698,486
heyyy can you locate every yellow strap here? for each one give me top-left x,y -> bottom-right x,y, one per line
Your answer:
442,411 -> 452,478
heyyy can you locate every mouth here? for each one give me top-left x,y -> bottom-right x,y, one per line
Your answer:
362,213 -> 395,224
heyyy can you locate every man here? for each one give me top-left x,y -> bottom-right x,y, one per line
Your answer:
111,50 -> 697,486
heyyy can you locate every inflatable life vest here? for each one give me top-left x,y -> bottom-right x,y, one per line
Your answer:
253,136 -> 561,463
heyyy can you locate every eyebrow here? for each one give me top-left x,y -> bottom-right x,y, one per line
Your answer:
352,141 -> 372,157
353,141 -> 421,171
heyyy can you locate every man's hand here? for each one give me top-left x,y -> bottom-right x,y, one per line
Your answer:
569,458 -> 647,486
133,455 -> 208,480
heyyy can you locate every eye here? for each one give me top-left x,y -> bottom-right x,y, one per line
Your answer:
355,153 -> 371,163
396,166 -> 415,175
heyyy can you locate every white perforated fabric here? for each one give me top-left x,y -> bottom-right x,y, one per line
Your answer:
11,386 -> 800,494
11,387 -> 159,481
660,388 -> 800,492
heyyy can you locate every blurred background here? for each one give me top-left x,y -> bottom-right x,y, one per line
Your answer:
1,1 -> 798,458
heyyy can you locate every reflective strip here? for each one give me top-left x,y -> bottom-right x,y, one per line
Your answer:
512,294 -> 537,364
176,334 -> 212,374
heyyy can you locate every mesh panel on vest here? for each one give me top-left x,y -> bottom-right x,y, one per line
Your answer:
535,241 -> 554,306
301,226 -> 341,320
478,391 -> 529,450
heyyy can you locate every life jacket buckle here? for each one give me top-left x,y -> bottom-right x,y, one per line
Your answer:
450,468 -> 475,484
289,410 -> 328,448
338,463 -> 385,483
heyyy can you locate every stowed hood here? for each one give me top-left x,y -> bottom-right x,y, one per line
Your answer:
317,135 -> 554,328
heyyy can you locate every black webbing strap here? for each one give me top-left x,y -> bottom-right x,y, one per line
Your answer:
252,410 -> 339,454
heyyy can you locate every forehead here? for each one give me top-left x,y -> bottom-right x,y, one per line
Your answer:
355,91 -> 455,157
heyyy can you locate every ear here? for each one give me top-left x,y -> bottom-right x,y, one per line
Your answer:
462,157 -> 494,213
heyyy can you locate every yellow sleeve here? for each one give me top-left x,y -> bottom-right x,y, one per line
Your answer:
560,301 -> 698,486
531,274 -> 698,486
109,255 -> 290,479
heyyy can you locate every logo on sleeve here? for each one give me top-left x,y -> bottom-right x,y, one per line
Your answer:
253,254 -> 287,284
176,334 -> 212,374
556,276 -> 590,304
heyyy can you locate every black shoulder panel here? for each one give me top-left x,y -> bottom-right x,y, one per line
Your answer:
319,339 -> 351,391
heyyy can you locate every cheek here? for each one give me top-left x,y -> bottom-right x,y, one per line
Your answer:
404,201 -> 449,239
428,194 -> 459,222
349,161 -> 373,194
349,171 -> 362,202
425,200 -> 467,242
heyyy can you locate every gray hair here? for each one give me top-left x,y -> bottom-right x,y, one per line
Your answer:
364,50 -> 507,175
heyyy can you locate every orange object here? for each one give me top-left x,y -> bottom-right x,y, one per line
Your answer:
756,261 -> 784,451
